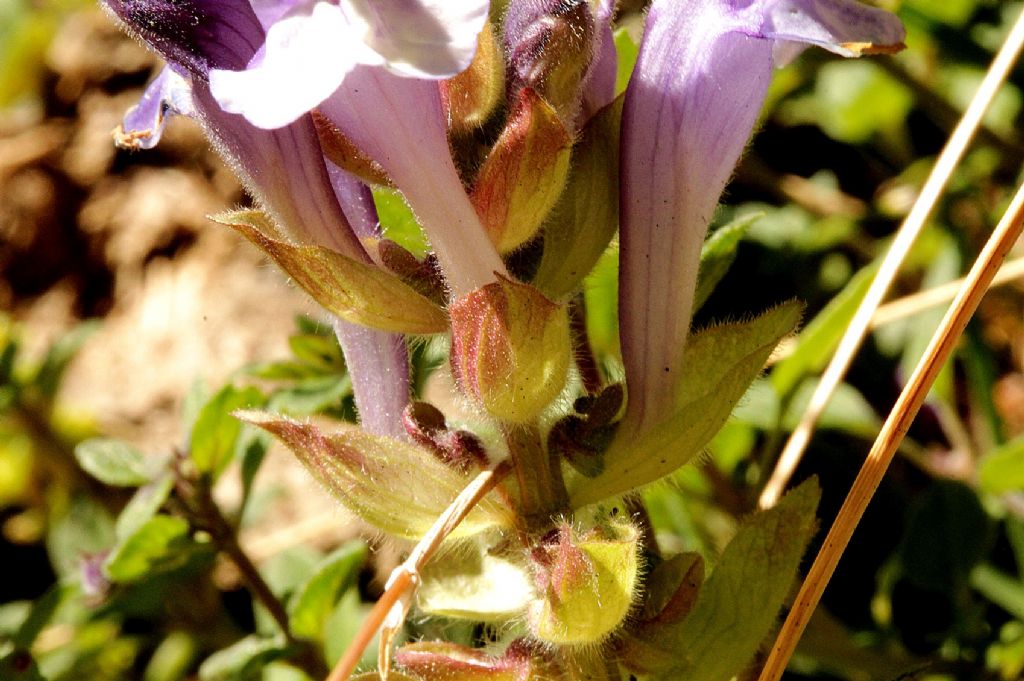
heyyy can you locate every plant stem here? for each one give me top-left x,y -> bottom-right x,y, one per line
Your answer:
196,485 -> 294,642
757,177 -> 1024,681
504,423 -> 569,526
570,294 -> 603,394
173,462 -> 326,677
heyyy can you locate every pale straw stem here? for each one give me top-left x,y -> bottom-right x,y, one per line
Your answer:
758,5 -> 1024,509
325,464 -> 509,681
768,255 -> 1024,366
757,178 -> 1024,681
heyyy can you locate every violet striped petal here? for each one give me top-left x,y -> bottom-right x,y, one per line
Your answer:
618,0 -> 903,433
318,67 -> 507,296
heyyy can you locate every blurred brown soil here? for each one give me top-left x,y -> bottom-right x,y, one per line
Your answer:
1,9 -> 347,552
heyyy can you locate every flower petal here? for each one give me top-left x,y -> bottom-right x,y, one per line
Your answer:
334,321 -> 410,440
209,1 -> 378,129
188,84 -> 363,258
319,67 -> 507,296
249,0 -> 303,29
619,0 -> 773,431
102,0 -> 262,75
327,164 -> 412,439
116,67 -> 195,150
345,0 -> 490,78
763,0 -> 907,64
580,0 -> 618,123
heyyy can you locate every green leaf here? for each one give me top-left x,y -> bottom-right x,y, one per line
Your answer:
104,515 -> 191,583
239,430 -> 271,518
582,246 -> 620,362
324,589 -> 375,669
572,302 -> 802,507
373,187 -> 430,258
905,0 -> 976,26
263,663 -> 314,681
797,60 -> 913,143
32,321 -> 99,399
971,564 -> 1024,622
693,213 -> 761,313
620,480 -> 820,679
115,474 -> 175,540
144,632 -> 198,681
240,412 -> 512,539
979,437 -> 1024,495
899,481 -> 991,592
287,333 -> 344,373
261,546 -> 323,598
216,211 -> 447,334
255,546 -> 322,636
74,438 -> 152,487
288,541 -> 368,640
771,261 -> 877,397
190,385 -> 264,479
613,27 -> 639,96
198,636 -> 288,681
12,586 -> 67,650
266,376 -> 352,417
734,378 -> 880,438
46,495 -> 116,578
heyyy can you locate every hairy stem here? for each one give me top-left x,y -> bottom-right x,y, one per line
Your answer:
570,293 -> 603,394
504,423 -> 569,527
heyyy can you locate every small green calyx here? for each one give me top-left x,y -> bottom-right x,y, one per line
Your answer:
532,96 -> 622,300
449,276 -> 571,423
528,519 -> 641,646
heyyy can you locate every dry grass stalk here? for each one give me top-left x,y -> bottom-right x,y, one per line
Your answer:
757,178 -> 1024,681
758,4 -> 1024,510
326,464 -> 510,681
768,255 -> 1024,366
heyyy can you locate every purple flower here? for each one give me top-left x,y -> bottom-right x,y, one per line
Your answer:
618,0 -> 904,434
209,0 -> 491,129
106,0 -> 411,438
206,0 -> 505,296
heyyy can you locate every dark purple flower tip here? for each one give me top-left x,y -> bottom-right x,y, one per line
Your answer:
102,0 -> 264,77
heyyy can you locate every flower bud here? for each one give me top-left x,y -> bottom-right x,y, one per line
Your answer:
548,383 -> 623,477
471,88 -> 572,253
504,0 -> 596,123
449,276 -> 571,423
528,520 -> 641,645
